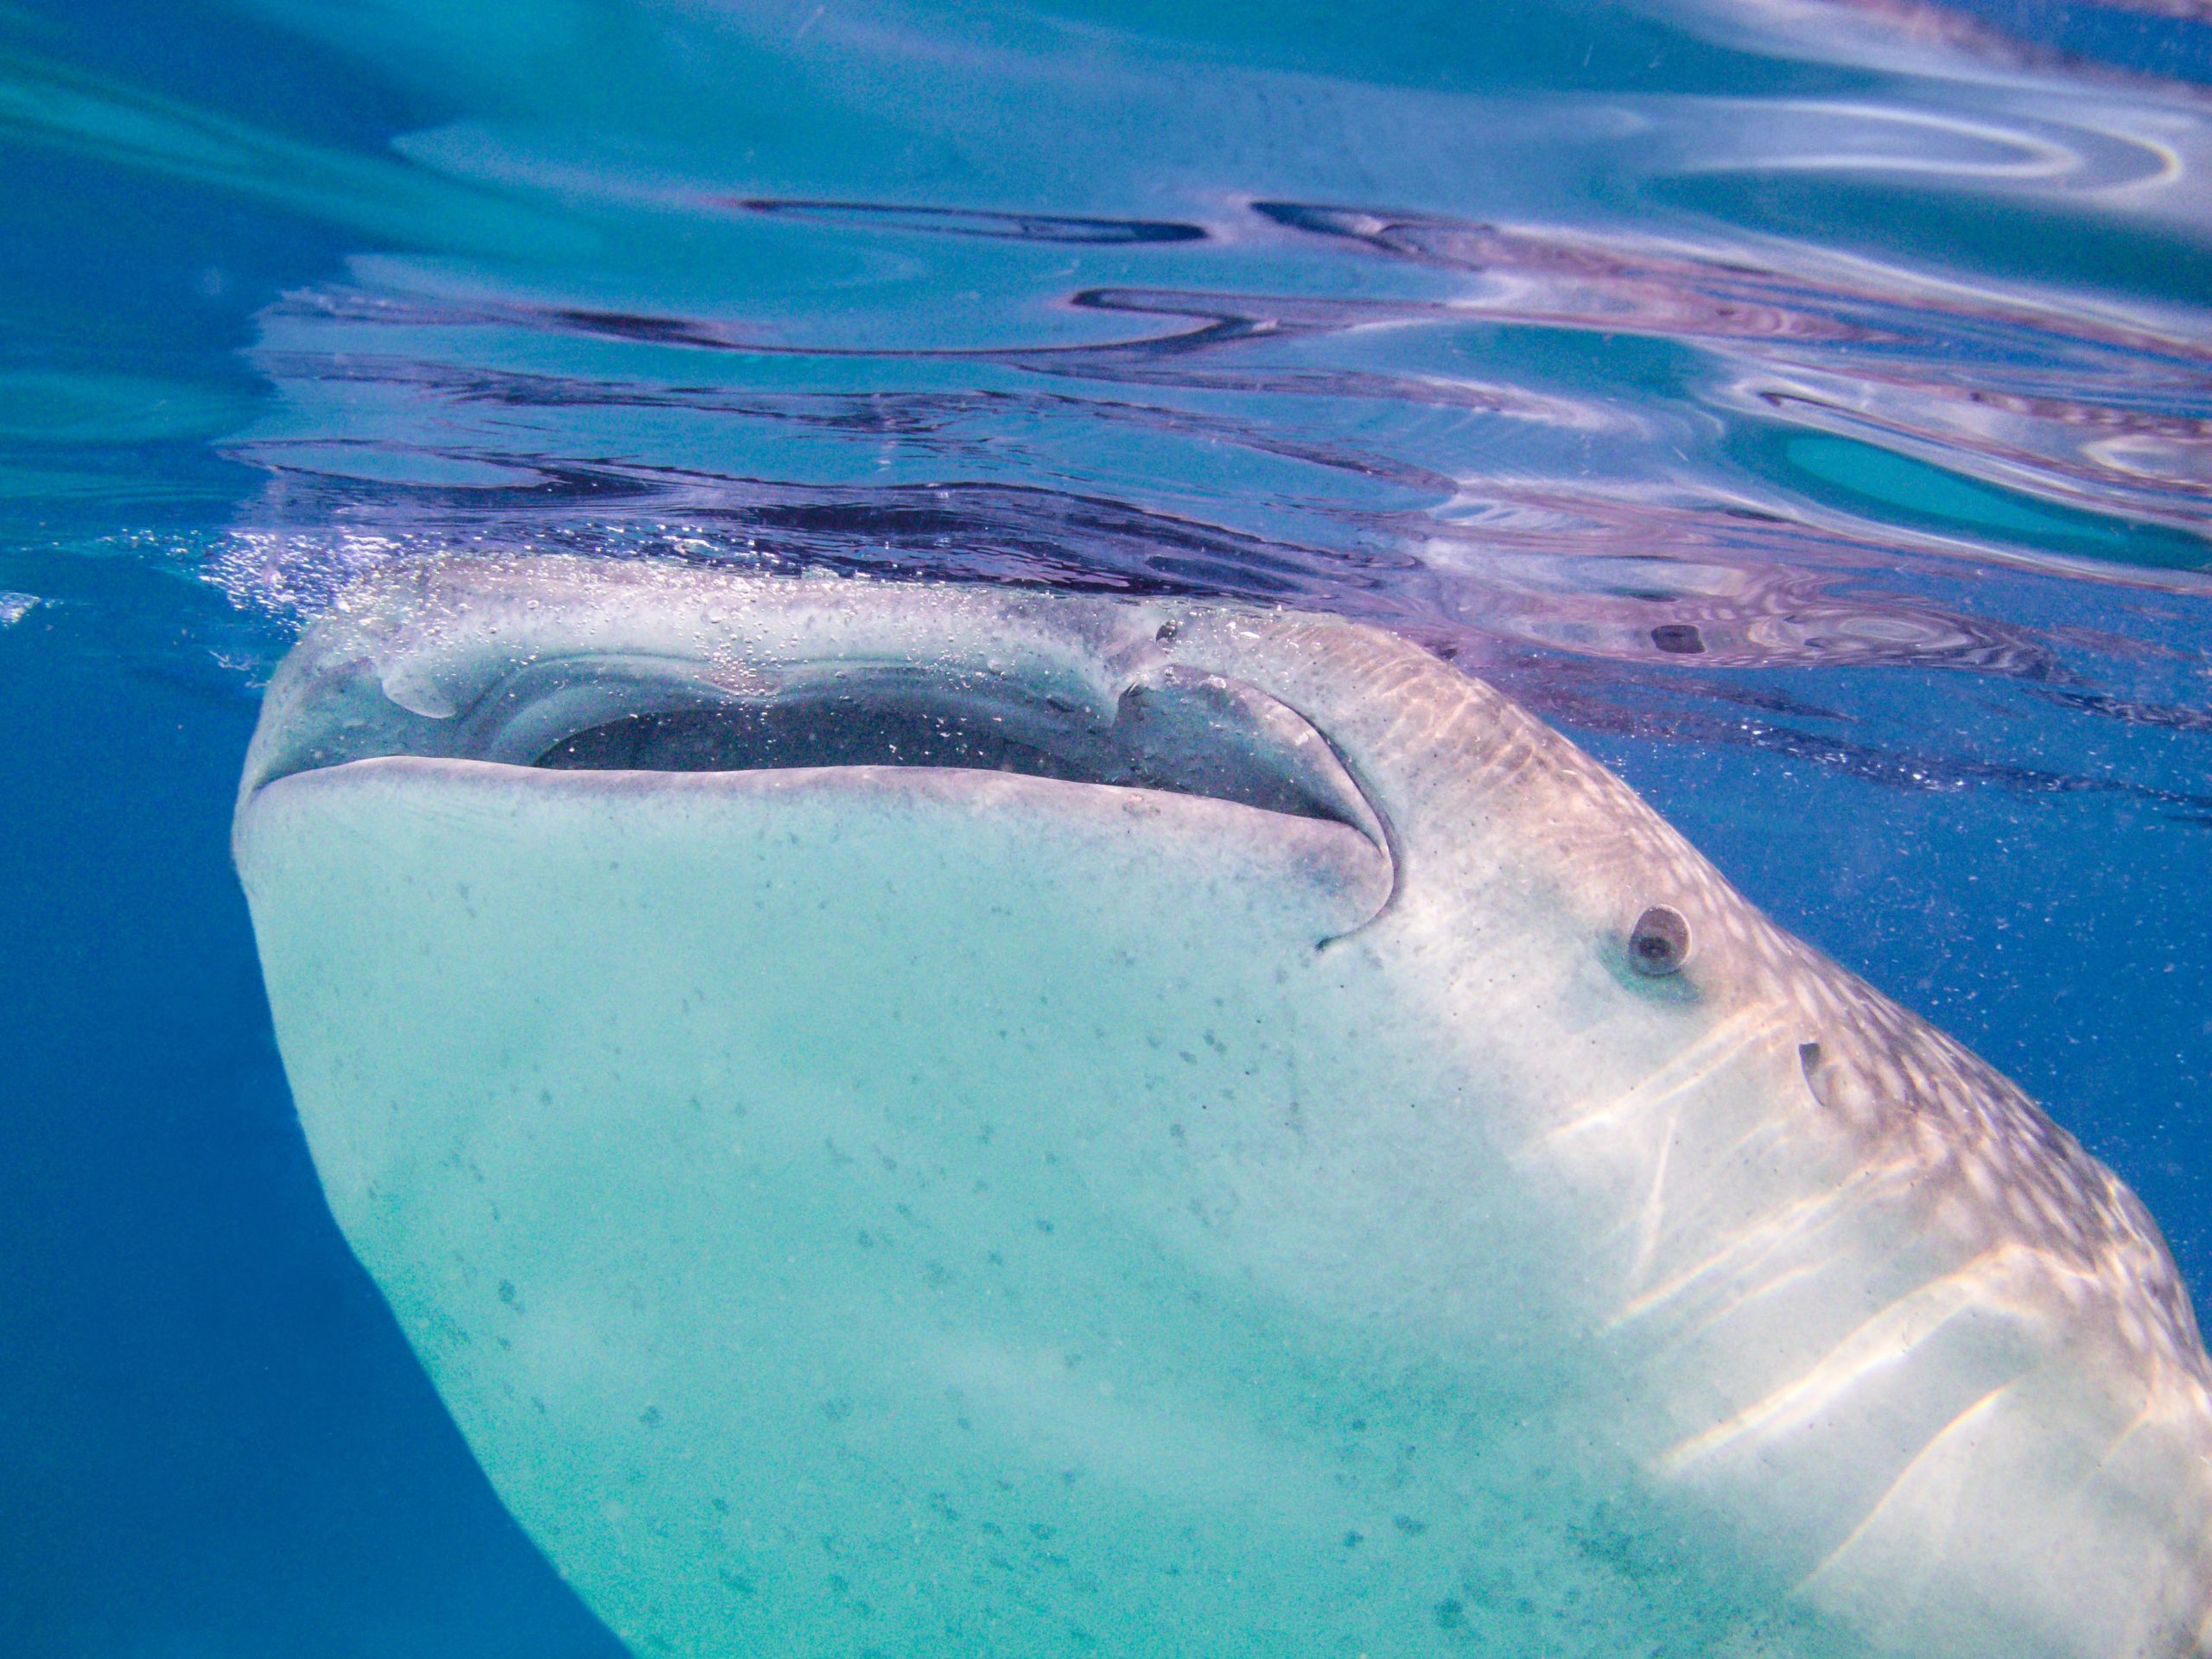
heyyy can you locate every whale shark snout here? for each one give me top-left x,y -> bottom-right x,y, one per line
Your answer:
234,555 -> 2212,1659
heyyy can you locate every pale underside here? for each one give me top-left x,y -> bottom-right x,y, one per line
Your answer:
243,758 -> 1859,1659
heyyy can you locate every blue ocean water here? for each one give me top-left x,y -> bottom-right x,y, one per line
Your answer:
0,0 -> 2208,1652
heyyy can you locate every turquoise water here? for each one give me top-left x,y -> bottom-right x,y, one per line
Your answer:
1,0 -> 2209,1652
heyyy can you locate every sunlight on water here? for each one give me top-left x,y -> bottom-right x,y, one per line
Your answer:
0,0 -> 2208,1654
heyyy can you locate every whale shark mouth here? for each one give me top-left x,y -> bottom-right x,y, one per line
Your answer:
514,662 -> 1384,838
246,627 -> 1393,862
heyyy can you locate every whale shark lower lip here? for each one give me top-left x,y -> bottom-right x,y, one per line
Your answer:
235,555 -> 2212,1659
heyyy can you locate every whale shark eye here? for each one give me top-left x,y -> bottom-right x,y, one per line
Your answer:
1628,906 -> 1691,976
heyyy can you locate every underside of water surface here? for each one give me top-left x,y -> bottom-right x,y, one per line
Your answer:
1,0 -> 2209,1654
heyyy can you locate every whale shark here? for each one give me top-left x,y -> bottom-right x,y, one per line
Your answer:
232,555 -> 2212,1659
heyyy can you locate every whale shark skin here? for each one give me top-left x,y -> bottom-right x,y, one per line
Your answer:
233,556 -> 2212,1659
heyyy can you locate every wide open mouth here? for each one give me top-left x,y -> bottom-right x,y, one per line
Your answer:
522,664 -> 1378,835
251,639 -> 1390,857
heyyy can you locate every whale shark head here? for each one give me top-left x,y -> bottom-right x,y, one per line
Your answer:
234,555 -> 2212,1659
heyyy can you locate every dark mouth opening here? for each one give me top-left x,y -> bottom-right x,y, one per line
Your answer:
525,665 -> 1377,836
